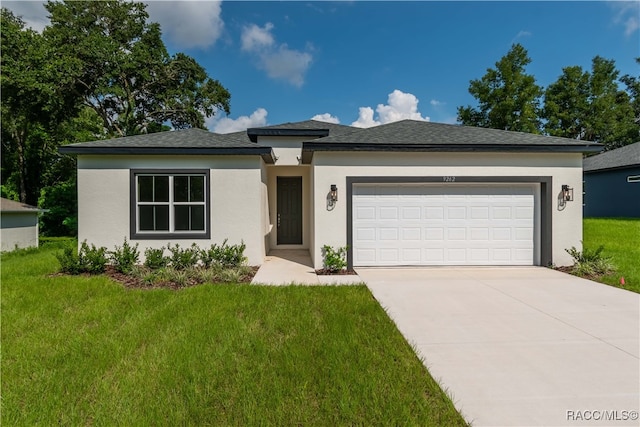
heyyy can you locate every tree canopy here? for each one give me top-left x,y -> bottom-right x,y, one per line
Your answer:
457,43 -> 543,134
44,0 -> 230,137
1,1 -> 231,235
459,44 -> 639,150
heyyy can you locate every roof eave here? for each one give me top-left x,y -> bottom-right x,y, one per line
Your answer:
300,143 -> 603,163
247,128 -> 330,143
58,146 -> 275,162
584,164 -> 640,173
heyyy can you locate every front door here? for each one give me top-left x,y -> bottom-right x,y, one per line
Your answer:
277,177 -> 303,245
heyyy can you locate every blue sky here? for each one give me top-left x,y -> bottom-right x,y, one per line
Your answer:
6,1 -> 640,133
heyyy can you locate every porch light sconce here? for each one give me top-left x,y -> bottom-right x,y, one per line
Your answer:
562,185 -> 574,202
329,184 -> 338,207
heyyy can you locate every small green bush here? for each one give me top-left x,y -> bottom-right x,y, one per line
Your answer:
110,238 -> 140,274
200,239 -> 247,268
167,243 -> 200,270
321,245 -> 348,272
144,247 -> 168,269
57,240 -> 108,274
78,241 -> 108,273
565,245 -> 615,277
56,246 -> 81,274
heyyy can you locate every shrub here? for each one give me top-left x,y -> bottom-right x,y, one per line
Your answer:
78,241 -> 108,273
110,238 -> 140,274
144,247 -> 168,269
200,239 -> 247,268
57,240 -> 108,274
321,245 -> 348,272
565,245 -> 615,277
167,243 -> 200,270
56,246 -> 81,274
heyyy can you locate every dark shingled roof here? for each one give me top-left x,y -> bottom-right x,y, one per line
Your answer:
250,120 -> 354,133
247,120 -> 354,142
58,128 -> 276,163
58,119 -> 604,164
0,197 -> 43,213
583,142 -> 640,172
300,120 -> 603,163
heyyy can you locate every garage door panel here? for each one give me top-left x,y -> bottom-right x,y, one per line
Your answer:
353,184 -> 536,266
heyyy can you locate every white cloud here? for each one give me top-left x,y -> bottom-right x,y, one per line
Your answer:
241,22 -> 313,87
241,22 -> 275,51
207,108 -> 268,134
352,107 -> 380,128
352,90 -> 430,128
430,99 -> 444,107
611,2 -> 640,36
3,1 -> 49,32
513,30 -> 532,42
146,1 -> 224,49
311,113 -> 340,124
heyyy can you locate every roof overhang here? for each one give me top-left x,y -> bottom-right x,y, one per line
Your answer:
247,128 -> 330,142
300,143 -> 603,163
58,146 -> 276,164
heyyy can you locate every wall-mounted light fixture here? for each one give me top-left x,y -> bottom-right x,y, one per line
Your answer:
329,184 -> 338,207
562,185 -> 574,202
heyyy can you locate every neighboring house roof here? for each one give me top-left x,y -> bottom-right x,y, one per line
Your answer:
583,142 -> 640,173
301,120 -> 602,163
58,128 -> 276,163
0,197 -> 45,213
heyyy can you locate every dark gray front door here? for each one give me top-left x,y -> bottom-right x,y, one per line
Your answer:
277,177 -> 302,245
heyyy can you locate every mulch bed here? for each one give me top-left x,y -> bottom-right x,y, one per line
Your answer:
51,266 -> 259,290
315,268 -> 358,276
554,265 -> 603,282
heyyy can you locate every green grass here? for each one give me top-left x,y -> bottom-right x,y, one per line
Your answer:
583,218 -> 640,293
1,242 -> 466,426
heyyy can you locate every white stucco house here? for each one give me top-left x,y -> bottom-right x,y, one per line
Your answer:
59,119 -> 602,268
0,197 -> 45,251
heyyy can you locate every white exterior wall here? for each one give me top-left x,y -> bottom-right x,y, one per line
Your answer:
1,213 -> 39,251
257,136 -> 305,166
77,155 -> 266,266
310,151 -> 583,268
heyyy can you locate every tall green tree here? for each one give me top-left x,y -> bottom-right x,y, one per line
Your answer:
1,8 -> 78,205
43,0 -> 231,137
457,43 -> 543,133
543,66 -> 590,139
543,57 -> 638,149
620,57 -> 640,131
2,1 -> 232,231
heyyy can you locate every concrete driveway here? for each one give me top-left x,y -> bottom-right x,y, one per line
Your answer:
358,267 -> 640,427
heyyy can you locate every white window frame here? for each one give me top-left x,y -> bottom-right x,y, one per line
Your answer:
627,175 -> 640,183
130,169 -> 210,240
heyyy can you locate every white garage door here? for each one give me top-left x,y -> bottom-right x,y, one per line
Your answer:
352,184 -> 536,266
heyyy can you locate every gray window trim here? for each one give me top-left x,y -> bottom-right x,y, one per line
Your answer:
345,176 -> 552,269
130,169 -> 211,240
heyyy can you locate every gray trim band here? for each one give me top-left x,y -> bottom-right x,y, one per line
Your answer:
346,176 -> 552,269
301,144 -> 601,163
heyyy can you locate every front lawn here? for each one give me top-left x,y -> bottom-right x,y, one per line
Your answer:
1,242 -> 467,426
583,218 -> 640,293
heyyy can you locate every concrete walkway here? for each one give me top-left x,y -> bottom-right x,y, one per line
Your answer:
358,267 -> 640,427
251,250 -> 362,285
